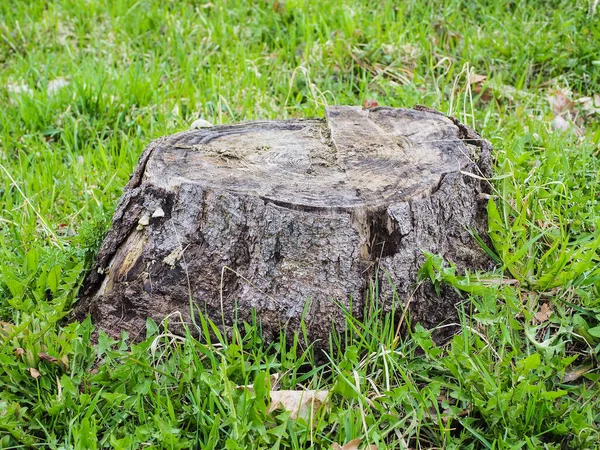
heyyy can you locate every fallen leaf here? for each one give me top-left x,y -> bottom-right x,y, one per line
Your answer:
362,99 -> 379,109
47,77 -> 69,95
57,376 -> 63,401
270,372 -> 281,389
0,321 -> 15,338
267,390 -> 329,420
576,95 -> 600,115
332,438 -> 361,450
534,303 -> 553,324
272,0 -> 285,14
468,73 -> 487,85
14,347 -> 25,357
562,364 -> 593,383
5,83 -> 33,96
551,115 -> 571,132
38,352 -> 59,364
468,73 -> 492,102
549,89 -> 574,115
28,368 -> 41,379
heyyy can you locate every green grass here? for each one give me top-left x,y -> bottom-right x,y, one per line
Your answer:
1,0 -> 600,448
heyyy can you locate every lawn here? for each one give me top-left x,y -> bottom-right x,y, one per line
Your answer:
1,0 -> 600,448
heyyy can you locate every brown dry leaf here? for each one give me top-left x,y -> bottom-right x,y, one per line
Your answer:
38,352 -> 59,364
562,364 -> 593,383
28,368 -> 41,379
14,347 -> 25,357
469,73 -> 492,102
267,390 -> 329,420
549,89 -> 574,115
468,73 -> 487,85
61,355 -> 70,371
332,438 -> 362,450
534,303 -> 553,324
362,99 -> 379,109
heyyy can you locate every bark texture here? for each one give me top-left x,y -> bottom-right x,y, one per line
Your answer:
75,106 -> 493,347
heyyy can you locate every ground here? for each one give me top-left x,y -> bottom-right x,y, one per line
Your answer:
0,1 -> 599,448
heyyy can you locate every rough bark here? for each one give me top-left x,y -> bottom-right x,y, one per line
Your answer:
74,106 -> 493,348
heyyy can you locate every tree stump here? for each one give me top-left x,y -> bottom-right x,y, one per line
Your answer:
75,106 -> 493,347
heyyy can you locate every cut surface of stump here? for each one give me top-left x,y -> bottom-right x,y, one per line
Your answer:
75,106 -> 493,347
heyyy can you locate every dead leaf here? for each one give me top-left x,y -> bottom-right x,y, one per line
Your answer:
468,73 -> 487,85
562,364 -> 593,383
533,303 -> 553,324
28,368 -> 41,379
549,89 -> 574,115
272,0 -> 285,14
576,95 -> 600,115
61,355 -> 69,371
332,438 -> 362,450
551,115 -> 571,132
267,390 -> 329,420
0,321 -> 15,338
467,72 -> 492,101
270,372 -> 281,389
362,99 -> 379,109
38,352 -> 59,364
14,347 -> 25,357
57,376 -> 63,401
47,77 -> 69,95
5,83 -> 33,96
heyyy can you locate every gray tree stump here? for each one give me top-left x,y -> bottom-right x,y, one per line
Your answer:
75,106 -> 493,347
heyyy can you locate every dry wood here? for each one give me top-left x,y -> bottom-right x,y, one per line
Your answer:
75,106 -> 493,348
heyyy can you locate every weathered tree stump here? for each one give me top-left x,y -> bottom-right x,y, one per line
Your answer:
75,106 -> 493,347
